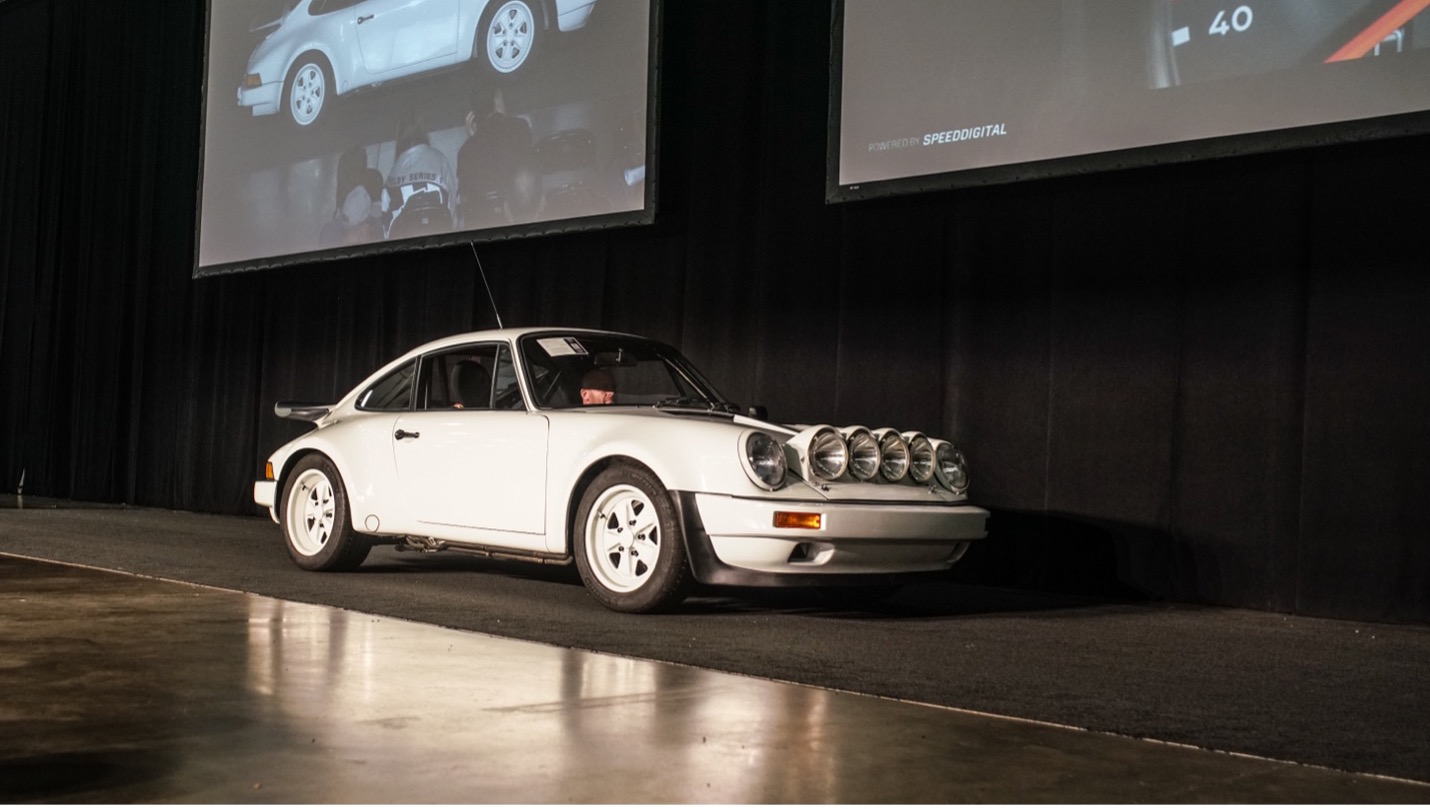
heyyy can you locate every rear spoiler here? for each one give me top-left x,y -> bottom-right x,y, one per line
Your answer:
274,401 -> 332,422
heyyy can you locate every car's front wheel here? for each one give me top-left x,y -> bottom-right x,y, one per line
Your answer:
478,0 -> 542,77
573,464 -> 692,613
284,54 -> 332,129
281,454 -> 370,571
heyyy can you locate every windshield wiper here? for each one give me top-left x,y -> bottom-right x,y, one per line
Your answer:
655,396 -> 741,414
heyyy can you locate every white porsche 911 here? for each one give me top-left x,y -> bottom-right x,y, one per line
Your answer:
253,328 -> 989,612
236,0 -> 598,128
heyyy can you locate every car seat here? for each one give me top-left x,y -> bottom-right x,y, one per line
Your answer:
453,360 -> 492,409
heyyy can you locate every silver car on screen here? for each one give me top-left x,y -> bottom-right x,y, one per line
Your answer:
237,0 -> 597,128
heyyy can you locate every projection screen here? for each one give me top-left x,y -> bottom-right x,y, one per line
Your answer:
829,0 -> 1430,202
196,0 -> 656,276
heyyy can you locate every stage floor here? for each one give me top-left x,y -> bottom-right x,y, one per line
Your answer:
2,501 -> 1429,801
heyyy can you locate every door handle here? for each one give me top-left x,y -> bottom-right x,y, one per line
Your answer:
357,13 -> 374,23
394,429 -> 420,440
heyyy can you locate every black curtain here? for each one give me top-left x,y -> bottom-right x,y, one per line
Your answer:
2,0 -> 1427,623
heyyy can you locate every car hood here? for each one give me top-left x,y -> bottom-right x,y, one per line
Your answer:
542,406 -> 966,504
559,406 -> 816,447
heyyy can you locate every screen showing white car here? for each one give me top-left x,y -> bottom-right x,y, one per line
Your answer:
830,0 -> 1430,201
197,0 -> 655,275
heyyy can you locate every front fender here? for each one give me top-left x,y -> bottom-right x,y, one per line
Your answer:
541,412 -> 820,554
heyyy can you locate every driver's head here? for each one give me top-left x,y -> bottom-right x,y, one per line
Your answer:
579,368 -> 615,406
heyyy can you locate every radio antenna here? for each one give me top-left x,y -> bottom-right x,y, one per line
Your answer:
470,242 -> 504,329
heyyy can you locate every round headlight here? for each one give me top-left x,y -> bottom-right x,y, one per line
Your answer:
873,428 -> 908,482
809,427 -> 849,481
742,431 -> 787,490
904,432 -> 935,484
933,440 -> 969,492
843,427 -> 881,481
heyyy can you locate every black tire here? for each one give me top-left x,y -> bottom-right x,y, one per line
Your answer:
475,0 -> 543,79
573,464 -> 692,613
280,454 -> 371,571
284,53 -> 333,129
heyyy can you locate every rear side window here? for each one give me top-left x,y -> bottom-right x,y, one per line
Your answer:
309,0 -> 362,15
356,361 -> 416,411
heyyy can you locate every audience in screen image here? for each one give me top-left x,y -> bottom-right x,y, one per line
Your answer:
318,145 -> 385,249
384,112 -> 457,241
309,88 -> 640,252
457,88 -> 542,230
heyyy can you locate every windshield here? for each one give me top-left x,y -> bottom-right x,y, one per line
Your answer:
518,333 -> 728,410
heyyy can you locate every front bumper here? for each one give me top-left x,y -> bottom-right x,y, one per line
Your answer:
673,491 -> 989,587
254,480 -> 277,522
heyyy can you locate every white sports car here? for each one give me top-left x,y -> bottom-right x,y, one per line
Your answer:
236,0 -> 598,128
253,328 -> 990,612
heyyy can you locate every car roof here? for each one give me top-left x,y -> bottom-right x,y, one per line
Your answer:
332,327 -> 663,411
399,326 -> 654,358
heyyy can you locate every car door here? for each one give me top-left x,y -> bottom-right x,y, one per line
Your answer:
355,0 -> 460,77
391,342 -> 549,536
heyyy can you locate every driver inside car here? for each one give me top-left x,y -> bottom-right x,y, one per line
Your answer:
579,368 -> 615,406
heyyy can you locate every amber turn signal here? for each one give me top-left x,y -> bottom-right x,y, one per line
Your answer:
773,511 -> 822,530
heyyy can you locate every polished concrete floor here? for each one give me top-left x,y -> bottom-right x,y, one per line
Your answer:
3,554 -> 1428,803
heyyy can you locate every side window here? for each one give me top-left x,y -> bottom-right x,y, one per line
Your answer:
356,361 -> 416,411
419,344 -> 501,410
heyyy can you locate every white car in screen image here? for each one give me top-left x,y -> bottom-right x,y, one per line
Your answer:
236,0 -> 598,128
252,328 -> 990,613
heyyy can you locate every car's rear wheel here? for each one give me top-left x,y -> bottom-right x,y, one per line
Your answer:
281,454 -> 370,571
285,54 -> 332,129
573,464 -> 692,613
478,0 -> 542,77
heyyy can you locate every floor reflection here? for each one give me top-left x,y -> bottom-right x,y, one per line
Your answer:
241,596 -> 860,802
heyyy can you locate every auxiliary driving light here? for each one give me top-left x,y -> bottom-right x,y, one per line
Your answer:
788,425 -> 849,483
932,439 -> 969,492
872,428 -> 909,482
903,432 -> 936,484
843,426 -> 882,481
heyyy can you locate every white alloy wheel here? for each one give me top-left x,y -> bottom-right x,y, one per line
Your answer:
287,58 -> 328,127
279,454 -> 370,571
573,464 -> 692,612
287,467 -> 336,557
583,483 -> 662,593
485,1 -> 537,74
